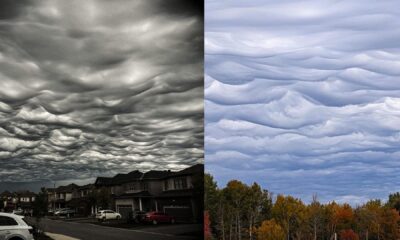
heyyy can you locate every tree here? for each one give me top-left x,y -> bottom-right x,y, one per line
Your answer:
256,219 -> 285,240
223,180 -> 248,240
272,195 -> 307,240
379,207 -> 400,240
205,211 -> 213,240
354,200 -> 382,240
245,183 -> 271,240
33,188 -> 48,219
97,187 -> 112,210
386,192 -> 400,212
308,194 -> 324,240
340,229 -> 359,240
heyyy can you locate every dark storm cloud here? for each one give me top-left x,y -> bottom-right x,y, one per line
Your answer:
0,0 -> 31,20
0,0 -> 203,190
206,0 -> 400,205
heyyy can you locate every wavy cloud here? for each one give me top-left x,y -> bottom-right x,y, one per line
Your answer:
205,0 -> 400,205
0,0 -> 203,191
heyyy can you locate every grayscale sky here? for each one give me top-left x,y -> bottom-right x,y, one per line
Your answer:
205,0 -> 400,205
0,0 -> 203,192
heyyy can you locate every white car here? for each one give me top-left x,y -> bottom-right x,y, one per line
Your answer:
0,212 -> 34,240
96,210 -> 121,221
11,209 -> 24,216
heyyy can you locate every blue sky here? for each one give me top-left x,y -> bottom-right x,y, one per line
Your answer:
205,0 -> 400,205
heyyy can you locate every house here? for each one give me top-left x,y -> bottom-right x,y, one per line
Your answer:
16,191 -> 36,213
0,191 -> 18,212
46,184 -> 79,210
67,184 -> 95,216
0,190 -> 36,213
156,164 -> 204,222
113,170 -> 171,218
108,164 -> 204,222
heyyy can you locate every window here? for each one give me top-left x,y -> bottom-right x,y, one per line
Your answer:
141,182 -> 148,191
0,216 -> 18,226
127,183 -> 136,191
174,177 -> 187,189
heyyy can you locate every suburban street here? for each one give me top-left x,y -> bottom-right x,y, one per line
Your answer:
28,217 -> 202,240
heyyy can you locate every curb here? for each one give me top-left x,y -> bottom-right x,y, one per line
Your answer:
45,232 -> 80,240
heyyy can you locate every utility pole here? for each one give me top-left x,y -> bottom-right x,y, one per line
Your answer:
53,182 -> 56,211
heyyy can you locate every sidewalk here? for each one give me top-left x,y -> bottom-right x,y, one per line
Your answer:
45,232 -> 80,240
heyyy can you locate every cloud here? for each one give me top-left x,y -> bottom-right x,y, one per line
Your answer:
0,0 -> 203,190
206,0 -> 400,205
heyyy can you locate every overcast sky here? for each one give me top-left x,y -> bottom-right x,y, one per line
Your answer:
205,0 -> 400,205
0,0 -> 203,192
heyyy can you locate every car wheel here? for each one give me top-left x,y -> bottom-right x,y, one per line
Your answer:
152,220 -> 158,225
116,216 -> 121,220
102,217 -> 106,222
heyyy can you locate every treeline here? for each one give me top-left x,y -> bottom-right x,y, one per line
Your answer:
205,174 -> 400,240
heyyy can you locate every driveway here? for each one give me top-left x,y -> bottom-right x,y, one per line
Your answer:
27,217 -> 202,240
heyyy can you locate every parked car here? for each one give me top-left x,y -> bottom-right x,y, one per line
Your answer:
12,209 -> 24,216
143,211 -> 175,225
96,210 -> 121,221
47,209 -> 55,216
0,212 -> 35,240
54,208 -> 75,217
128,210 -> 146,223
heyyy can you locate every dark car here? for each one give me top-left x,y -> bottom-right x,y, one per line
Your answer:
143,211 -> 175,225
128,210 -> 146,223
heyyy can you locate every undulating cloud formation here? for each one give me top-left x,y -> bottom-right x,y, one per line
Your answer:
0,0 -> 203,191
205,0 -> 400,205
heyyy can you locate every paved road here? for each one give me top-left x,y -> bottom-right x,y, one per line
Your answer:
28,218 -> 202,240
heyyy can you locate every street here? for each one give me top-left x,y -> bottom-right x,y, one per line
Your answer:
28,218 -> 202,240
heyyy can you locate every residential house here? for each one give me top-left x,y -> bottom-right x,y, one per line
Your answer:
67,184 -> 95,216
47,184 -> 78,210
156,164 -> 204,222
106,164 -> 204,222
0,190 -> 36,213
16,191 -> 36,213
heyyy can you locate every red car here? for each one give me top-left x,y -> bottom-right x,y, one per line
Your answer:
143,211 -> 175,224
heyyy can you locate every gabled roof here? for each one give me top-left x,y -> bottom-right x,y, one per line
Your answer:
141,170 -> 172,180
171,164 -> 204,177
56,184 -> 79,193
113,170 -> 142,184
95,170 -> 143,186
95,177 -> 113,186
16,190 -> 36,197
95,164 -> 204,186
0,191 -> 14,198
78,184 -> 94,190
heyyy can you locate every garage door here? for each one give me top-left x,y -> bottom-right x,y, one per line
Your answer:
164,206 -> 192,222
116,205 -> 133,219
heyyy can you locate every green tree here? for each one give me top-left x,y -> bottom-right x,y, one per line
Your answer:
355,200 -> 382,240
386,192 -> 400,212
205,173 -> 219,238
33,188 -> 48,219
97,187 -> 112,209
272,195 -> 307,240
307,194 -> 324,240
223,180 -> 248,240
